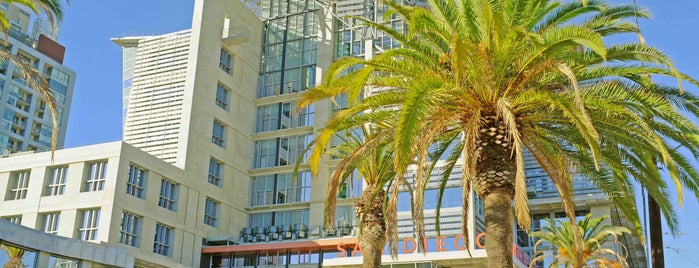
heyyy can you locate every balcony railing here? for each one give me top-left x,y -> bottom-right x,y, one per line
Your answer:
8,29 -> 35,47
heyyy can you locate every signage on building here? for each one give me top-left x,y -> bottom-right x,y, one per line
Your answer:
335,232 -> 530,266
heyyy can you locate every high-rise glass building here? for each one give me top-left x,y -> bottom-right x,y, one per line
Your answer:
0,3 -> 75,154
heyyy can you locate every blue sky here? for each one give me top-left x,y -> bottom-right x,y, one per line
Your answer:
56,0 -> 699,266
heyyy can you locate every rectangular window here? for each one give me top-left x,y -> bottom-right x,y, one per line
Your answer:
84,161 -> 108,192
158,179 -> 178,211
6,170 -> 30,200
39,212 -> 60,234
255,102 -> 314,132
216,84 -> 230,110
204,198 -> 220,227
48,256 -> 79,268
208,158 -> 223,187
154,223 -> 173,256
1,215 -> 21,224
248,209 -> 310,229
78,208 -> 100,241
250,172 -> 311,206
219,48 -> 234,75
212,120 -> 226,148
126,164 -> 147,199
44,166 -> 67,196
337,169 -> 364,199
253,134 -> 311,169
119,211 -> 141,247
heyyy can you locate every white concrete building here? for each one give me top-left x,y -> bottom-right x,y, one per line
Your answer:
0,3 -> 76,154
0,220 -> 135,268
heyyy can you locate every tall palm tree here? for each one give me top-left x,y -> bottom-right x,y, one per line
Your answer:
1,244 -> 26,268
299,0 -> 699,267
0,0 -> 66,153
530,214 -> 631,268
312,125 -> 400,268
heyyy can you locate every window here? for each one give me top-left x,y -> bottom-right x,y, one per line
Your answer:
6,170 -> 29,200
48,255 -> 79,268
126,164 -> 147,199
1,215 -> 22,224
250,172 -> 311,206
119,211 -> 141,247
204,198 -> 220,227
208,158 -> 223,186
39,212 -> 60,234
337,170 -> 363,199
153,223 -> 173,256
219,48 -> 234,75
335,205 -> 357,226
255,102 -> 314,132
84,161 -> 108,192
248,209 -> 310,229
212,120 -> 226,148
331,94 -> 349,111
253,134 -> 312,169
158,179 -> 178,211
216,84 -> 230,110
78,209 -> 100,241
0,244 -> 36,268
45,166 -> 67,196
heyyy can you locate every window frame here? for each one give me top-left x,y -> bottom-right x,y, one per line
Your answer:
78,208 -> 100,241
153,223 -> 173,256
119,211 -> 141,247
208,158 -> 223,187
158,178 -> 178,211
215,83 -> 230,111
45,166 -> 68,196
126,164 -> 147,199
39,211 -> 61,235
84,161 -> 108,192
204,198 -> 220,227
6,170 -> 30,200
219,48 -> 234,75
212,120 -> 226,148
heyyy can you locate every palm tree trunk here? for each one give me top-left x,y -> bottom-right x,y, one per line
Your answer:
356,186 -> 387,268
474,115 -> 517,268
648,194 -> 664,268
483,187 -> 515,268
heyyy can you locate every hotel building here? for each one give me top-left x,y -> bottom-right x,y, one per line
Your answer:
0,0 -> 646,267
0,3 -> 76,154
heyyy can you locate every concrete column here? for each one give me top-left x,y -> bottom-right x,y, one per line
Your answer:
36,251 -> 51,268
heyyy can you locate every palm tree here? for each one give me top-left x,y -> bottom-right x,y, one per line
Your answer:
0,0 -> 66,153
530,214 -> 631,268
1,244 -> 26,268
299,0 -> 699,267
312,125 -> 400,268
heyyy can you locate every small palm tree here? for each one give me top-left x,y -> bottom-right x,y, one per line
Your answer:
1,244 -> 26,268
0,0 -> 66,153
320,125 -> 398,268
530,214 -> 631,268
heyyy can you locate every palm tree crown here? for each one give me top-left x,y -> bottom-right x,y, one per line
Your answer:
530,214 -> 631,268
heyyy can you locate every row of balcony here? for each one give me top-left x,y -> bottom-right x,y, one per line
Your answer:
238,221 -> 359,244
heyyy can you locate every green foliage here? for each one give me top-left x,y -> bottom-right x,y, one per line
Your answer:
530,214 -> 631,268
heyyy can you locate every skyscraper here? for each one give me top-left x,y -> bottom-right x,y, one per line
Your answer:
0,3 -> 75,154
113,30 -> 191,164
